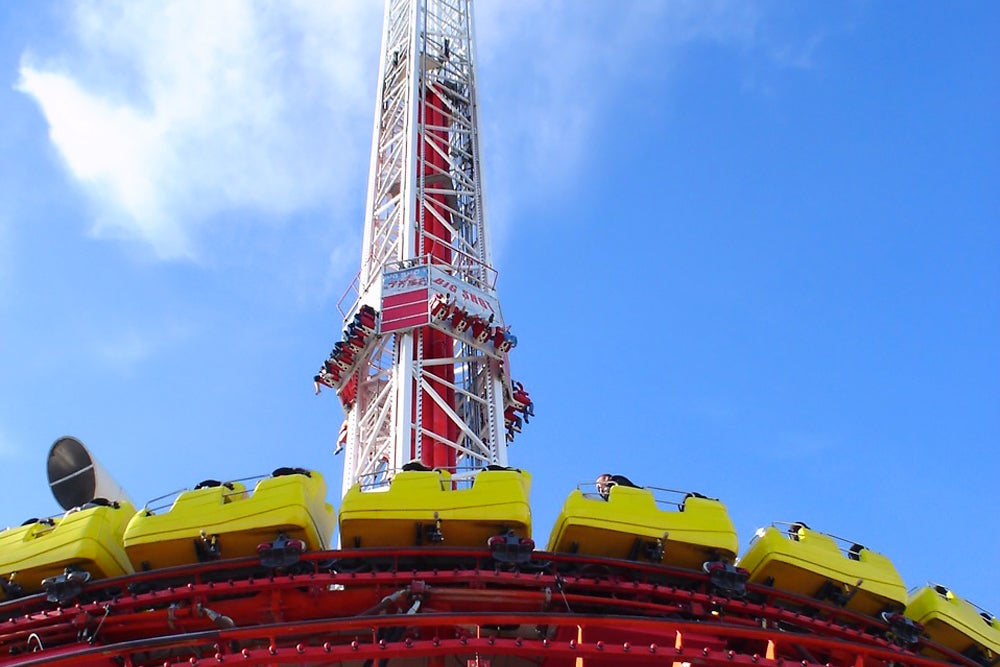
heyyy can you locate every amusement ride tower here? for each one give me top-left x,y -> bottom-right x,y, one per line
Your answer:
315,0 -> 531,497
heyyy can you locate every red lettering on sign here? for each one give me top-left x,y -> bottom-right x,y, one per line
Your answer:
433,277 -> 457,293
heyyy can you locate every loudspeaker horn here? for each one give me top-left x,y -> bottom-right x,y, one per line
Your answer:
47,436 -> 133,510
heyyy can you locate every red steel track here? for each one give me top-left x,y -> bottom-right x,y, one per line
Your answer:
0,549 -> 974,667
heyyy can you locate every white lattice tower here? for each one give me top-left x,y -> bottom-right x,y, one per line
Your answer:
317,0 -> 532,498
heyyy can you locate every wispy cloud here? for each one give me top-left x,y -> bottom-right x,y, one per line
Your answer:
770,31 -> 827,70
0,427 -> 18,461
772,431 -> 836,460
94,320 -> 194,374
17,0 -> 381,260
0,214 -> 10,301
16,0 -> 795,262
475,1 -> 768,250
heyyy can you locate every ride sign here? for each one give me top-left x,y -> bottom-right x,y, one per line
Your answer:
381,266 -> 430,332
428,266 -> 502,324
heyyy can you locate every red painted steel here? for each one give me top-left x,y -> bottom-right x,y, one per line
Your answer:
417,85 -> 457,470
0,549 -> 975,667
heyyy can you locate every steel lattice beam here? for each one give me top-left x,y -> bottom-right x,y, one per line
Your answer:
324,0 -> 525,498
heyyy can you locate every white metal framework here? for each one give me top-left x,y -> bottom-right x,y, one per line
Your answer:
317,0 -> 532,498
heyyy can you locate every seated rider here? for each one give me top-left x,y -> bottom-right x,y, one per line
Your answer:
595,473 -> 639,500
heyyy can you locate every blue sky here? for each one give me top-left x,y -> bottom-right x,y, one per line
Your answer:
1,1 -> 997,613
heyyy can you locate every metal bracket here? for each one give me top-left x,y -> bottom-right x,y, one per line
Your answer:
258,532 -> 307,569
42,567 -> 91,604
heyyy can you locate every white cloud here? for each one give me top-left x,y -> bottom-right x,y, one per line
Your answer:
0,214 -> 10,300
474,1 -> 767,251
769,31 -> 826,70
94,320 -> 193,374
773,431 -> 836,460
17,0 -> 382,260
17,68 -> 182,250
16,0 -> 784,261
0,427 -> 17,460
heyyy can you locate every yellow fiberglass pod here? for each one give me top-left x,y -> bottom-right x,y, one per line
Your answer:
546,484 -> 738,570
123,468 -> 335,571
737,522 -> 906,617
339,467 -> 531,548
906,584 -> 1000,666
0,499 -> 135,599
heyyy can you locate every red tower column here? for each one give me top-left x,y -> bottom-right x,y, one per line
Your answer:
417,86 -> 457,471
